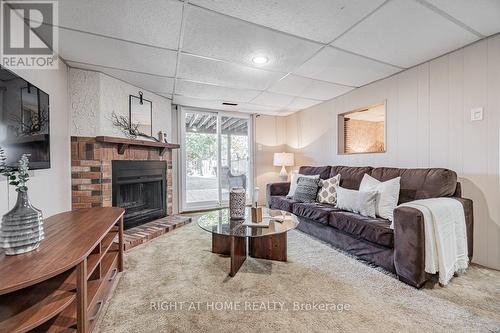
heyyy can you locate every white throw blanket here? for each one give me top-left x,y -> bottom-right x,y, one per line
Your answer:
397,198 -> 469,285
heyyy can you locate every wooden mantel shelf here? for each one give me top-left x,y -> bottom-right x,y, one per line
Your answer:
95,136 -> 180,156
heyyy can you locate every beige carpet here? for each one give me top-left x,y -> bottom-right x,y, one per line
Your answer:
97,223 -> 500,333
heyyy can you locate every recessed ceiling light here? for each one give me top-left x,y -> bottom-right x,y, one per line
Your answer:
252,56 -> 268,65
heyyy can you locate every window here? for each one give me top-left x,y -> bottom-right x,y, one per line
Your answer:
180,108 -> 253,211
338,102 -> 386,154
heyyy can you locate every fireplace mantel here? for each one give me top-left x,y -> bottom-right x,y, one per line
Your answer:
95,136 -> 180,155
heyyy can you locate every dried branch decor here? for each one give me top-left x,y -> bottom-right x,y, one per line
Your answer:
110,111 -> 159,142
111,111 -> 140,139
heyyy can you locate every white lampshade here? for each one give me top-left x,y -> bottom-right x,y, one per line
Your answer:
273,152 -> 294,167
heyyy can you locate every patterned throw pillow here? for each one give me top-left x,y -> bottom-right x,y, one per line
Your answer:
292,177 -> 320,203
316,174 -> 340,205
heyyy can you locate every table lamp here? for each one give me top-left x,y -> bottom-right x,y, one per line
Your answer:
273,152 -> 294,181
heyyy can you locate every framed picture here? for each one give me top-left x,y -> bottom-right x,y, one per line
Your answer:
129,93 -> 152,136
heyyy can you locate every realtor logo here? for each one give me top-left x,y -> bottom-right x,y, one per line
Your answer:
0,0 -> 58,69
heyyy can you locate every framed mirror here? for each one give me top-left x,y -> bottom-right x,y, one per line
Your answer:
338,101 -> 386,154
129,93 -> 152,136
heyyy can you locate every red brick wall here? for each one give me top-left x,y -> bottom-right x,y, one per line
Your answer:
71,136 -> 173,215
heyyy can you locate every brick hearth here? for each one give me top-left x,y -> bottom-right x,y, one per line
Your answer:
70,136 -> 174,215
119,215 -> 191,251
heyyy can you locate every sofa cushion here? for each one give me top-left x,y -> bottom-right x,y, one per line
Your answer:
336,187 -> 378,218
328,211 -> 394,248
330,166 -> 373,190
317,174 -> 340,205
359,174 -> 401,221
293,202 -> 339,225
370,167 -> 457,204
269,196 -> 297,212
287,172 -> 319,198
293,177 -> 320,203
299,166 -> 332,180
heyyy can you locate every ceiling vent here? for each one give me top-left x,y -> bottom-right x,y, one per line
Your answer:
222,102 -> 238,106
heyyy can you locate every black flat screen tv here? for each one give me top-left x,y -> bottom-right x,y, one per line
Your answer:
0,66 -> 50,170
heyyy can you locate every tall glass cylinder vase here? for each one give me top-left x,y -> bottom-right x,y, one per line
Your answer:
229,187 -> 246,220
0,191 -> 44,255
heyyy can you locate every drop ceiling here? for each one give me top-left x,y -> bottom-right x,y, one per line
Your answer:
53,0 -> 500,116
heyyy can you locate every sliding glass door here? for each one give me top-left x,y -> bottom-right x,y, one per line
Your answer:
180,108 -> 252,211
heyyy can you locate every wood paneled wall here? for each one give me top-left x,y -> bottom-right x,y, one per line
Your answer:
284,35 -> 500,269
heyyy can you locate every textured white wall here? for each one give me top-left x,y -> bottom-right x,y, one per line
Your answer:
70,68 -> 172,141
70,69 -> 100,136
0,64 -> 71,218
284,35 -> 500,269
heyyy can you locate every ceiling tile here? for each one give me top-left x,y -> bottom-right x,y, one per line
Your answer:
425,0 -> 500,36
302,79 -> 354,100
178,54 -> 283,90
59,29 -> 177,77
268,74 -> 354,100
288,97 -> 323,110
295,47 -> 400,87
182,5 -> 322,72
236,103 -> 281,114
331,0 -> 479,68
189,0 -> 385,43
66,61 -> 174,94
59,0 -> 183,49
251,92 -> 295,108
268,75 -> 314,96
175,80 -> 261,103
173,95 -> 279,115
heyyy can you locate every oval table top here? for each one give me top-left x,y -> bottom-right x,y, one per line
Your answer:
0,207 -> 124,295
197,207 -> 299,238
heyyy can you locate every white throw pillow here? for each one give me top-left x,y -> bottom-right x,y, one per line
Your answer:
316,174 -> 341,205
336,187 -> 378,218
286,171 -> 320,198
359,174 -> 401,221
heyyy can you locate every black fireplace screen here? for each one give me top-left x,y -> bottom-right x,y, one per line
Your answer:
112,160 -> 167,229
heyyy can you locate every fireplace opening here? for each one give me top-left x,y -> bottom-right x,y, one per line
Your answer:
112,160 -> 167,229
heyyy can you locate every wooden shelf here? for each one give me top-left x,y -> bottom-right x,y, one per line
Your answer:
87,251 -> 119,310
95,136 -> 180,156
101,251 -> 119,277
33,299 -> 77,333
0,208 -> 125,333
0,270 -> 76,333
101,232 -> 117,255
86,280 -> 101,312
0,207 -> 125,295
86,253 -> 100,280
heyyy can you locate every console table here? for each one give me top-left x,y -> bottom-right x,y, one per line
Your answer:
0,207 -> 125,333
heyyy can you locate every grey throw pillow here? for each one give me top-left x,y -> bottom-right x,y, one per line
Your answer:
293,177 -> 320,203
336,186 -> 378,218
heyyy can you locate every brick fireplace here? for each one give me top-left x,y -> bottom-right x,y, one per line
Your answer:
70,136 -> 176,216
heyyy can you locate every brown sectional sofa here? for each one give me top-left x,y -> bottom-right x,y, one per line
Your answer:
266,165 -> 474,288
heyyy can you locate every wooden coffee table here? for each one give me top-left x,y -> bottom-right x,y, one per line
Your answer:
197,208 -> 299,277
